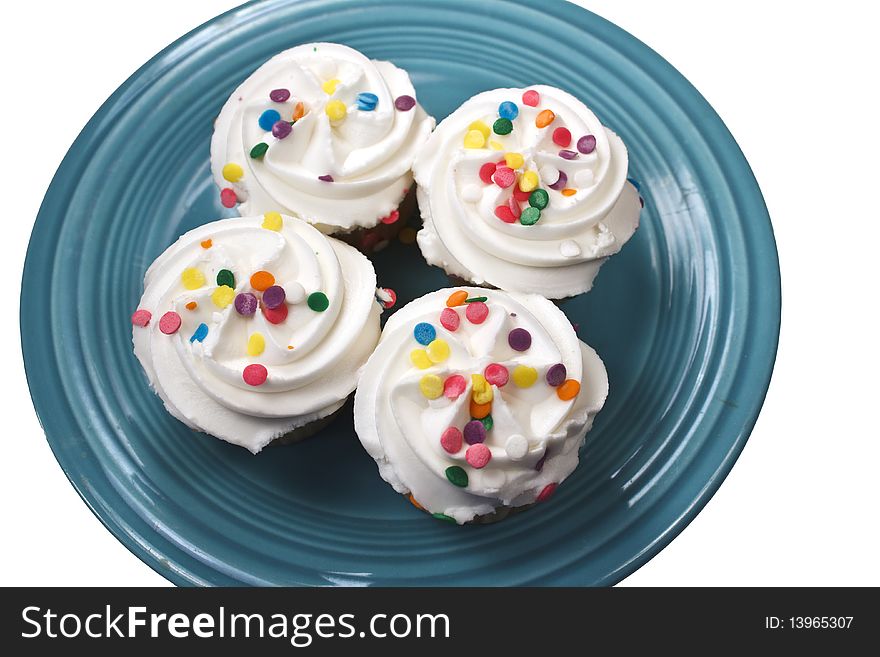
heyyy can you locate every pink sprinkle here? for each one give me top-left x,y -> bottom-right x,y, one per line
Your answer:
479,162 -> 497,184
131,309 -> 152,327
492,166 -> 516,188
522,89 -> 540,107
465,301 -> 489,324
512,184 -> 531,202
440,427 -> 463,454
158,311 -> 181,335
466,443 -> 491,469
484,363 -> 509,387
494,205 -> 516,223
507,196 -> 522,219
381,209 -> 400,225
242,363 -> 268,386
443,374 -> 467,400
552,127 -> 572,147
220,188 -> 237,208
537,483 -> 558,502
380,287 -> 397,309
440,307 -> 460,331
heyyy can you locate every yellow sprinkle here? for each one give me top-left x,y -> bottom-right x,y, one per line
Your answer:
262,212 -> 283,231
505,152 -> 524,169
247,332 -> 265,356
471,374 -> 493,404
325,100 -> 347,122
410,349 -> 432,369
520,170 -> 539,192
181,267 -> 205,290
489,140 -> 504,150
468,120 -> 490,139
463,129 -> 486,149
426,339 -> 450,363
419,374 -> 444,399
322,78 -> 341,95
512,365 -> 538,388
561,188 -> 577,197
211,285 -> 235,309
399,227 -> 417,244
222,162 -> 243,183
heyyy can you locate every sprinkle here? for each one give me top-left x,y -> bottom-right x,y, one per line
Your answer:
262,212 -> 283,231
561,188 -> 577,197
471,374 -> 493,405
432,512 -> 456,523
468,120 -> 490,139
512,365 -> 538,388
557,379 -> 581,401
249,142 -> 269,159
466,444 -> 491,469
242,363 -> 268,386
200,239 -> 212,249
247,332 -> 265,356
413,322 -> 437,345
463,420 -> 487,445
445,466 -> 468,488
560,240 -> 581,257
559,149 -> 578,160
185,301 -> 197,311
262,303 -> 288,324
321,78 -> 340,94
489,140 -> 504,150
529,189 -> 549,209
507,196 -> 522,220
465,295 -> 488,303
440,427 -> 463,454
522,89 -> 540,106
263,285 -> 286,309
552,127 -> 572,147
577,134 -> 597,154
131,309 -> 151,327
443,374 -> 467,399
250,271 -> 275,291
484,363 -> 509,387
419,374 -> 444,399
356,92 -> 378,111
470,398 -> 492,419
181,267 -> 205,290
259,109 -> 281,131
318,174 -> 334,182
537,483 -> 558,502
508,328 -> 532,351
465,301 -> 489,324
535,109 -> 555,128
446,290 -> 468,307
478,162 -> 497,184
220,188 -> 237,208
492,118 -> 513,135
492,166 -> 516,188
498,101 -> 519,120
399,226 -> 418,244
234,292 -> 258,316
211,285 -> 235,309
495,205 -> 516,223
394,95 -> 416,111
307,291 -> 330,312
325,99 -> 347,122
480,414 -> 493,431
505,434 -> 528,460
379,287 -> 397,309
519,170 -> 539,193
272,120 -> 293,139
288,345 -> 294,350
504,152 -> 524,169
463,129 -> 486,149
410,349 -> 432,369
548,171 -> 569,190
512,184 -> 531,202
269,88 -> 290,102
520,206 -> 541,225
408,494 -> 425,511
222,163 -> 243,183
575,169 -> 595,187
535,452 -> 547,471
546,363 -> 567,387
216,269 -> 235,288
427,339 -> 450,363
381,209 -> 400,225
292,102 -> 306,121
189,322 -> 208,343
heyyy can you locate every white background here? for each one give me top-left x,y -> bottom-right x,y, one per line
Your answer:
2,0 -> 877,587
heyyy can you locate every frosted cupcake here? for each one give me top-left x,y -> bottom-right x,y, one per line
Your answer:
211,42 -> 434,244
131,213 -> 382,453
413,86 -> 641,299
354,288 -> 608,524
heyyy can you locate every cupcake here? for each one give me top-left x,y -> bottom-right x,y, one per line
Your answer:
354,287 -> 608,524
131,213 -> 382,453
413,86 -> 641,299
210,42 -> 434,244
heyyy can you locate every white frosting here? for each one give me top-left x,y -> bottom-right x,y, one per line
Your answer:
354,288 -> 608,523
413,86 -> 641,298
211,43 -> 434,233
132,215 -> 381,453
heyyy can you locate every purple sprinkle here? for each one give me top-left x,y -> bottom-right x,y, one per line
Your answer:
262,285 -> 286,309
546,363 -> 567,387
234,292 -> 258,316
272,120 -> 292,139
508,327 -> 532,351
269,88 -> 291,103
463,420 -> 487,445
548,170 -> 568,191
558,149 -> 578,160
318,174 -> 334,182
394,94 -> 416,111
535,450 -> 548,471
577,134 -> 597,154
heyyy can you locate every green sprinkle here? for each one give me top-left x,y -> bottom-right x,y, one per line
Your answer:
216,269 -> 235,288
432,513 -> 456,523
464,296 -> 488,303
492,118 -> 513,135
445,466 -> 468,488
307,291 -> 330,312
520,206 -> 541,225
529,189 -> 549,210
479,414 -> 493,431
249,142 -> 269,159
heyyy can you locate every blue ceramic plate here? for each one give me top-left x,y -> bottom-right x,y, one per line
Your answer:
22,0 -> 779,586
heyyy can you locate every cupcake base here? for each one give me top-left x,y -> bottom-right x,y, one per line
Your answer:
267,401 -> 348,447
334,187 -> 417,255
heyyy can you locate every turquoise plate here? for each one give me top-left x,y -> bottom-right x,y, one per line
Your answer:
21,0 -> 779,585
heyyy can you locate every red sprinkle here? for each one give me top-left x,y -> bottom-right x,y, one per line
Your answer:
220,188 -> 237,208
522,89 -> 540,107
494,205 -> 517,223
262,303 -> 288,324
492,166 -> 516,188
465,301 -> 489,324
131,309 -> 152,327
507,196 -> 522,219
512,184 -> 531,202
537,483 -> 558,502
552,127 -> 572,147
440,427 -> 463,454
484,363 -> 509,387
440,307 -> 460,331
242,364 -> 268,386
381,209 -> 400,225
443,374 -> 467,400
380,287 -> 397,309
158,311 -> 181,335
479,162 -> 497,184
466,443 -> 491,469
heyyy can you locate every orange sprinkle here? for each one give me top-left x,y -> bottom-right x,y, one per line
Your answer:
200,239 -> 212,249
287,345 -> 294,350
557,379 -> 581,401
250,270 -> 275,291
446,290 -> 468,307
535,109 -> 556,128
293,101 -> 305,121
185,301 -> 198,311
470,398 -> 492,419
561,188 -> 577,197
407,494 -> 425,511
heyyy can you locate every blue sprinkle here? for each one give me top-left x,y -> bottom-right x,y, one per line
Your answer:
258,109 -> 281,132
356,92 -> 378,111
190,323 -> 209,343
498,101 -> 519,120
626,177 -> 642,192
413,322 -> 437,346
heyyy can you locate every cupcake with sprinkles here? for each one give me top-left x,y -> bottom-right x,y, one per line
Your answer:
413,86 -> 641,298
211,42 -> 434,250
354,287 -> 608,524
131,213 -> 385,453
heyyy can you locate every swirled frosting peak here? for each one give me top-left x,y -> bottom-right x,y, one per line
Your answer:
211,43 -> 434,232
